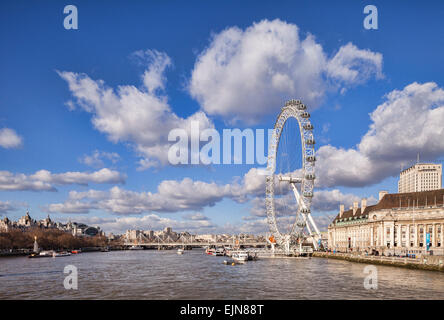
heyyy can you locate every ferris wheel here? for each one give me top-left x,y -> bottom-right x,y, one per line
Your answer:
265,99 -> 321,250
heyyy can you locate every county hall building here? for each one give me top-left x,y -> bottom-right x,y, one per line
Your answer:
328,189 -> 444,256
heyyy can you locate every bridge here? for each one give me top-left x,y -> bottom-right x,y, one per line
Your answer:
123,241 -> 268,248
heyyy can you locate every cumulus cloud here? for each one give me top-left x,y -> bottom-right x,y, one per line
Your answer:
45,180 -> 232,215
43,166 -> 374,228
249,188 -> 375,218
45,167 -> 270,215
189,19 -> 383,124
0,128 -> 23,149
182,212 -> 210,221
79,150 -> 120,168
0,168 -> 126,191
0,201 -> 16,215
326,42 -> 383,84
58,49 -> 214,169
225,215 -> 335,234
61,214 -> 215,234
316,82 -> 444,188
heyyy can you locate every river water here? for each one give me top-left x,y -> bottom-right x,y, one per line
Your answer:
1,249 -> 443,299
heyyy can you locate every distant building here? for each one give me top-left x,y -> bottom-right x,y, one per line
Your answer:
195,234 -> 216,242
163,227 -> 172,234
0,211 -> 103,237
398,163 -> 442,193
17,211 -> 36,227
125,227 -> 181,243
328,189 -> 444,255
0,217 -> 11,232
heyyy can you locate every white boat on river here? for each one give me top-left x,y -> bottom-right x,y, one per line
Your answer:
231,251 -> 248,263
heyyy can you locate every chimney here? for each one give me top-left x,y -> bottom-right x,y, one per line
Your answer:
339,204 -> 344,218
379,190 -> 388,201
361,198 -> 367,213
353,201 -> 358,215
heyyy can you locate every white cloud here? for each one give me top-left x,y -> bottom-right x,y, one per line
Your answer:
58,49 -> 214,169
42,166 -> 374,225
189,19 -> 383,124
326,42 -> 383,84
79,150 -> 120,168
182,212 -> 210,221
45,167 -> 268,215
316,82 -> 444,187
249,188 -> 375,218
45,180 -> 233,215
0,128 -> 23,149
0,201 -> 15,214
61,214 -> 215,235
0,168 -> 126,192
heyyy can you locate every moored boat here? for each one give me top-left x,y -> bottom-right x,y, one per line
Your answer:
177,248 -> 184,255
224,246 -> 233,257
29,250 -> 71,258
212,247 -> 225,256
129,245 -> 144,250
231,251 -> 248,263
53,251 -> 71,257
28,250 -> 54,258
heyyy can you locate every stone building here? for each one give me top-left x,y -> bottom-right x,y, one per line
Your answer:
17,211 -> 36,227
0,211 -> 103,237
328,189 -> 444,256
0,217 -> 11,232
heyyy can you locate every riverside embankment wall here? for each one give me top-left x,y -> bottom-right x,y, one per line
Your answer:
313,252 -> 444,272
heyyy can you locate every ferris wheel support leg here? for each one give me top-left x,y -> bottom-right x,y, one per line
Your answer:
307,213 -> 321,250
302,213 -> 318,250
307,213 -> 321,237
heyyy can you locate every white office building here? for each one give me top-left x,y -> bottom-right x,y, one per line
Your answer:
398,163 -> 442,193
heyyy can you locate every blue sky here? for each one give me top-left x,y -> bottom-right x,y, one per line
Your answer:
1,0 -> 444,234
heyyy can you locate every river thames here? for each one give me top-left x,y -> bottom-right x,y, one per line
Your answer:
1,249 -> 443,299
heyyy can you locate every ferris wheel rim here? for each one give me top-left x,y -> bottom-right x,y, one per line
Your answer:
265,99 -> 316,246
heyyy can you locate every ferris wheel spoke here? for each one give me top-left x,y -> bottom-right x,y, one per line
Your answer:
278,175 -> 303,184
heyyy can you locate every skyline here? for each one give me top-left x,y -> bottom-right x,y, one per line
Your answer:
1,0 -> 444,235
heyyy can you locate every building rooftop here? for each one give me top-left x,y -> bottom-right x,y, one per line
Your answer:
400,162 -> 442,174
332,188 -> 444,223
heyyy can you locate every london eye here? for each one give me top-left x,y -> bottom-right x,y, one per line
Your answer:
265,99 -> 321,252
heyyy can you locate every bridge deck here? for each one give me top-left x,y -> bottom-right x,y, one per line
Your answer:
124,242 -> 268,247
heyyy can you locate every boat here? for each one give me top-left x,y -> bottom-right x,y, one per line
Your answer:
39,250 -> 55,257
71,249 -> 82,254
53,251 -> 71,257
28,250 -> 54,258
248,252 -> 258,261
100,247 -> 110,252
129,245 -> 144,250
231,251 -> 248,263
224,246 -> 234,257
29,250 -> 71,258
212,247 -> 225,256
205,247 -> 216,255
177,248 -> 184,255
